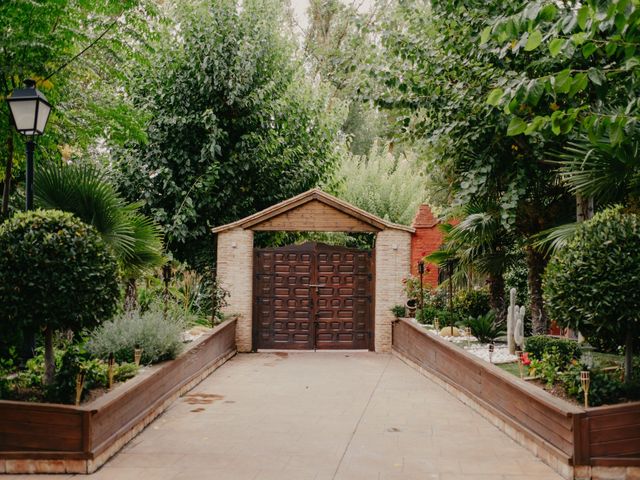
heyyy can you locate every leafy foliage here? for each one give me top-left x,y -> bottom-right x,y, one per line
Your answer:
34,162 -> 164,278
464,310 -> 506,344
453,288 -> 490,320
524,336 -> 582,364
335,142 -> 428,225
117,0 -> 343,269
484,0 -> 640,145
560,363 -> 633,407
544,208 -> 640,376
0,210 -> 120,333
88,302 -> 187,364
0,0 -> 152,214
391,305 -> 406,318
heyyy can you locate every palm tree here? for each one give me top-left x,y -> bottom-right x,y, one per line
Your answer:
34,162 -> 164,309
534,127 -> 640,254
428,201 -> 516,323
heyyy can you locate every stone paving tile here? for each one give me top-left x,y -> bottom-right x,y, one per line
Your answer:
3,352 -> 564,480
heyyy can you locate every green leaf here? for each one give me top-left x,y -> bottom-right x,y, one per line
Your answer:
554,69 -> 573,94
538,4 -> 558,21
569,73 -> 588,98
570,32 -> 589,46
507,117 -> 527,136
480,26 -> 492,45
582,42 -> 597,58
525,30 -> 543,51
577,5 -> 590,30
609,122 -> 624,146
549,38 -> 565,57
550,110 -> 564,135
486,87 -> 504,106
587,68 -> 606,86
524,116 -> 548,135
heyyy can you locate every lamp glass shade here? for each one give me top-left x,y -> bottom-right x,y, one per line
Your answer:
7,83 -> 52,136
36,102 -> 51,134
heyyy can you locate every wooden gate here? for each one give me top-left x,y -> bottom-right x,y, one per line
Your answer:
254,242 -> 373,350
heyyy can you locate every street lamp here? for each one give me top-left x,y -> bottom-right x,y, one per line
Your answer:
6,79 -> 52,210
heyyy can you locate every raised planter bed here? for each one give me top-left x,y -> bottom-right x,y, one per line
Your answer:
0,318 -> 237,474
392,319 -> 640,480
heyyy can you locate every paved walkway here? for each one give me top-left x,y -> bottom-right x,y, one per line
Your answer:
7,352 -> 564,479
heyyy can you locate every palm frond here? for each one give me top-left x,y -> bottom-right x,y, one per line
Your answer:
555,130 -> 640,204
531,222 -> 579,255
34,162 -> 164,277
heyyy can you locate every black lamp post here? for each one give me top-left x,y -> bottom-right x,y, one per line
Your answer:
6,79 -> 52,210
6,79 -> 51,362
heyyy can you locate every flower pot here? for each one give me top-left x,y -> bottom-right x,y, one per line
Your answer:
406,299 -> 417,318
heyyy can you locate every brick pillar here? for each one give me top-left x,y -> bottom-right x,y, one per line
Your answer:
410,205 -> 444,288
217,228 -> 254,352
374,229 -> 412,352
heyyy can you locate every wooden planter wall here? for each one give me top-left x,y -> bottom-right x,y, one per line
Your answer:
0,318 -> 237,474
392,319 -> 640,477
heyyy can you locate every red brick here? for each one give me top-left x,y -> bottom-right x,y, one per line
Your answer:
410,204 -> 457,287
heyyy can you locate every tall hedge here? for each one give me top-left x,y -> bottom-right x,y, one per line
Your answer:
544,207 -> 640,381
0,210 -> 120,384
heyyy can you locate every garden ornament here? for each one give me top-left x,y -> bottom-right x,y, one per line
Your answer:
507,288 -> 526,354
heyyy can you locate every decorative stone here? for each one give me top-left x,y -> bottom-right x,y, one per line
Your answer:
439,326 -> 460,337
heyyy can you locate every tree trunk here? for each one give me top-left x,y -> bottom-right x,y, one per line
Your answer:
43,326 -> 55,386
488,273 -> 506,324
526,246 -> 548,335
124,278 -> 138,311
624,328 -> 634,384
1,133 -> 14,216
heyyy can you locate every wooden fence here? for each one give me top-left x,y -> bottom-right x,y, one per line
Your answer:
0,318 -> 237,471
392,319 -> 640,468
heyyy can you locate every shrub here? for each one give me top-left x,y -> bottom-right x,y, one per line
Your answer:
525,336 -> 581,364
560,363 -> 632,407
391,305 -> 406,318
464,311 -> 505,344
544,207 -> 640,382
529,351 -> 565,388
453,288 -> 490,319
416,306 -> 439,324
0,210 -> 119,384
88,302 -> 186,364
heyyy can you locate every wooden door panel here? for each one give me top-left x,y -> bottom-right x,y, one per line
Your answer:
255,246 -> 314,349
254,242 -> 372,350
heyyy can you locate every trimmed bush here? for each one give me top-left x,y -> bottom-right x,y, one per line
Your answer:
544,207 -> 640,381
88,302 -> 186,364
525,335 -> 581,364
0,210 -> 119,384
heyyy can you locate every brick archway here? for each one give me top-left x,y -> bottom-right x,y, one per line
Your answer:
212,189 -> 413,352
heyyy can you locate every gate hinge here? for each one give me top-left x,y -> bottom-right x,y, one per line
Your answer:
367,273 -> 372,281
367,295 -> 372,303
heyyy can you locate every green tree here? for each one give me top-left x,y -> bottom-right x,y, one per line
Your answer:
334,141 -> 427,225
544,208 -> 640,382
34,162 -> 164,308
116,0 -> 343,269
363,0 -> 575,333
0,0 -> 151,216
0,210 -> 119,384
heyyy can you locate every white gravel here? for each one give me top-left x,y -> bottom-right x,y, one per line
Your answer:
424,326 -> 519,364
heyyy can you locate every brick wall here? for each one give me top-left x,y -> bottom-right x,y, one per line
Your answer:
374,229 -> 412,352
410,205 -> 443,288
216,228 -> 254,352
